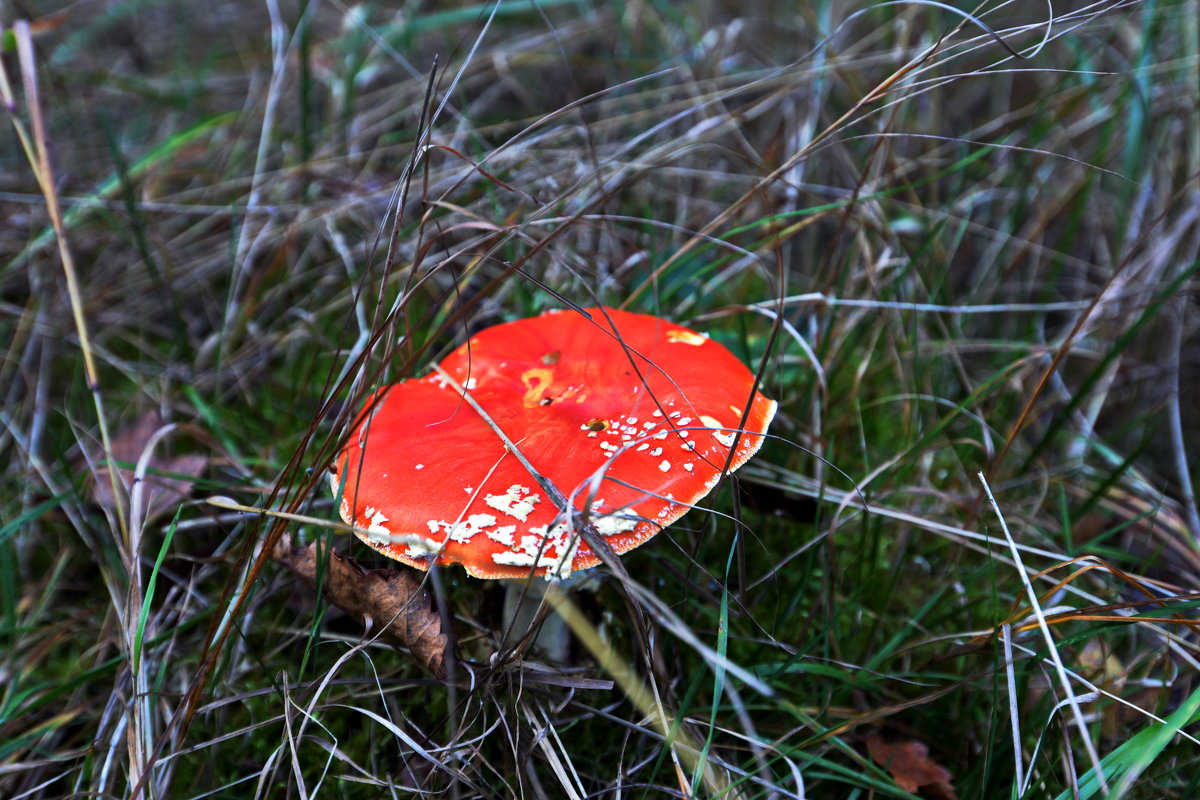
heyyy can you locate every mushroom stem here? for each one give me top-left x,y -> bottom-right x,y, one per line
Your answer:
501,578 -> 567,661
501,572 -> 595,661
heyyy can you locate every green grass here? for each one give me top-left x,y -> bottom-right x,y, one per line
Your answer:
2,0 -> 1199,797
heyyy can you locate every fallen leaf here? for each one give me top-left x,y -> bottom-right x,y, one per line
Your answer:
867,732 -> 959,799
1,11 -> 70,53
271,532 -> 448,679
90,410 -> 208,523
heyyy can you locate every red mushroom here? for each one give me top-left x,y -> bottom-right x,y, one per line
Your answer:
330,307 -> 776,580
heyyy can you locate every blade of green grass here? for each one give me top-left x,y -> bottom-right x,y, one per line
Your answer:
1053,684 -> 1200,800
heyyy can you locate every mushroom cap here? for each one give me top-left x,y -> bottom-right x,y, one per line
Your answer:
330,307 -> 776,579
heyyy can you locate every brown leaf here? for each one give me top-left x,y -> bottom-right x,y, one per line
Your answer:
90,410 -> 208,523
271,533 -> 448,679
1,10 -> 68,51
867,733 -> 958,799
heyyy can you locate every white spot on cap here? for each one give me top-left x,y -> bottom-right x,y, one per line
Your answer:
487,525 -> 517,546
666,329 -> 707,346
659,460 -> 671,472
626,417 -> 638,424
493,521 -> 579,579
415,464 -> 425,470
714,431 -> 735,447
683,463 -> 694,472
636,443 -> 650,452
650,447 -> 663,456
403,536 -> 444,558
519,531 -> 551,552
363,509 -> 390,545
677,417 -> 693,426
485,484 -> 541,522
427,514 -> 498,543
699,415 -> 722,429
594,513 -> 639,537
492,543 -> 577,579
652,410 -> 663,417
549,535 -> 580,580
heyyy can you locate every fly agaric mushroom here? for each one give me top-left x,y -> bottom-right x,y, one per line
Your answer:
330,307 -> 775,580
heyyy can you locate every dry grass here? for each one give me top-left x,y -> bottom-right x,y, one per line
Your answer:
2,0 -> 1199,797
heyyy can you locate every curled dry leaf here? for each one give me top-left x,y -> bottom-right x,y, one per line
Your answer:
867,732 -> 959,800
270,532 -> 448,679
90,410 -> 208,523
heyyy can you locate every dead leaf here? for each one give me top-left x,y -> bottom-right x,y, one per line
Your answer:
1,11 -> 70,53
867,732 -> 959,799
90,410 -> 208,523
271,532 -> 448,679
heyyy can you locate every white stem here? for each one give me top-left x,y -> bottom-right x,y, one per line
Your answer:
501,574 -> 592,661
